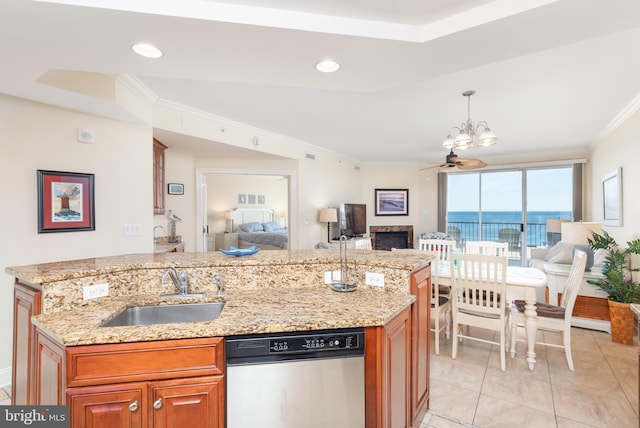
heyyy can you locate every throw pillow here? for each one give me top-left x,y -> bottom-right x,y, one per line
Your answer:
547,249 -> 573,264
263,221 -> 283,232
543,242 -> 572,262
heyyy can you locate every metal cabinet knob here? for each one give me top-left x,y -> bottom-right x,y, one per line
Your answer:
153,398 -> 163,409
128,401 -> 138,412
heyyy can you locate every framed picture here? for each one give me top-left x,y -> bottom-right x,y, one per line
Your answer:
375,188 -> 409,216
167,183 -> 184,195
258,195 -> 265,204
238,194 -> 247,204
602,168 -> 622,226
248,194 -> 256,204
37,170 -> 95,233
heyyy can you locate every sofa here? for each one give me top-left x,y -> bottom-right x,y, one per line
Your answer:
528,241 -> 607,271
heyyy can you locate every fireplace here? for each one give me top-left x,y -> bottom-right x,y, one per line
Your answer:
370,225 -> 414,251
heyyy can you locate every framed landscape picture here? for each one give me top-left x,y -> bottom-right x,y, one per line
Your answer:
375,188 -> 409,216
602,168 -> 622,226
37,170 -> 95,233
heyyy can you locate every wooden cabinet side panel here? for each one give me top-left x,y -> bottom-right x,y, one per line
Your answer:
35,330 -> 66,405
365,326 -> 384,428
385,307 -> 411,428
410,265 -> 431,424
13,281 -> 42,405
150,376 -> 224,428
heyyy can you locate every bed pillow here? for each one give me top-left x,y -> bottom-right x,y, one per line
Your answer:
263,221 -> 284,232
238,222 -> 264,233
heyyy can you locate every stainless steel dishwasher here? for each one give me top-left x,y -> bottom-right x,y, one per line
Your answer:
226,328 -> 365,428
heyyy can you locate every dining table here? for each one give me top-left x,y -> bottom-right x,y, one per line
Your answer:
435,260 -> 548,370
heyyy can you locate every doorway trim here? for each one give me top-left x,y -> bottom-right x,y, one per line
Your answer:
195,167 -> 297,252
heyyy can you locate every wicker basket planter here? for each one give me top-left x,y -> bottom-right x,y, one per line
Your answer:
608,300 -> 634,345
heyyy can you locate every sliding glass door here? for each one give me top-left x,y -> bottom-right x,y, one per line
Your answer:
447,166 -> 574,265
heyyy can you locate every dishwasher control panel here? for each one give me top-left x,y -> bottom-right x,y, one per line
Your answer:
226,328 -> 365,361
270,332 -> 360,353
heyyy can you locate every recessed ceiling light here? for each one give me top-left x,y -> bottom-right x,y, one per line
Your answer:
315,59 -> 340,73
132,43 -> 163,59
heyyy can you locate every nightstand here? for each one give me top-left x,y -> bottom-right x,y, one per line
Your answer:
215,233 -> 238,250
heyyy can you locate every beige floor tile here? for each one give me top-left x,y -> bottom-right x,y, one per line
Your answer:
429,380 -> 479,424
430,353 -> 488,392
472,393 -> 558,428
425,413 -> 477,428
481,369 -> 555,413
552,383 -> 638,428
555,416 -> 599,427
549,355 -> 624,396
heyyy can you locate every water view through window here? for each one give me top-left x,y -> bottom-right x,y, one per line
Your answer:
447,167 -> 573,261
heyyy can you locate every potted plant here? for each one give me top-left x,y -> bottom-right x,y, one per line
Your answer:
587,230 -> 640,345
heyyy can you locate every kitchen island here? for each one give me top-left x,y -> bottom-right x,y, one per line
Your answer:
7,249 -> 432,428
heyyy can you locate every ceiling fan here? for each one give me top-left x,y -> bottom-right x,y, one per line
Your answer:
421,149 -> 487,173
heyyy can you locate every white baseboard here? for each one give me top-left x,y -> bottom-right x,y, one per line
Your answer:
0,366 -> 11,389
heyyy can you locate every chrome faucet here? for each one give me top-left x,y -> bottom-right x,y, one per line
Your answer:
161,266 -> 189,295
212,274 -> 224,297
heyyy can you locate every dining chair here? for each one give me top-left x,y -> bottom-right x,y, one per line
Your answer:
418,239 -> 456,263
465,240 -> 508,257
355,237 -> 372,250
450,253 -> 509,371
510,249 -> 587,371
392,248 -> 451,355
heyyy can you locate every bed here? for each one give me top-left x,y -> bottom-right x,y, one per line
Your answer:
231,208 -> 288,250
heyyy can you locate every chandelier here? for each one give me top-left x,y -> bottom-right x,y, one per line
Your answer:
442,90 -> 497,150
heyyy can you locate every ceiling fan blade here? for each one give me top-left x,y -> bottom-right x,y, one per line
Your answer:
457,160 -> 488,170
454,158 -> 487,168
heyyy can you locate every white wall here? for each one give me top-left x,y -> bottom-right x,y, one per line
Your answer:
588,108 -> 640,275
0,94 -> 153,380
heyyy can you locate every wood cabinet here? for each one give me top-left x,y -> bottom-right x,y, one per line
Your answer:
410,265 -> 431,423
12,280 -> 42,405
35,333 -> 225,428
364,264 -> 431,428
365,306 -> 411,428
153,139 -> 167,215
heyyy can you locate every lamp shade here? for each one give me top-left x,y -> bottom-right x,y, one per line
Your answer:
561,222 -> 603,245
546,219 -> 569,234
319,208 -> 338,223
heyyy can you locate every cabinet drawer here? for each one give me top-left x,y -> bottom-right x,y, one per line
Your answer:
67,338 -> 224,387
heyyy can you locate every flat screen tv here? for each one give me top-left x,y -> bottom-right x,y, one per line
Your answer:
337,203 -> 367,238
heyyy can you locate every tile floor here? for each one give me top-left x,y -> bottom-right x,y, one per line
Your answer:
420,326 -> 639,428
1,327 -> 637,428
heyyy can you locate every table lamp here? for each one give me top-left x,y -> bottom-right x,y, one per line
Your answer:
546,219 -> 569,247
224,211 -> 233,233
318,208 -> 338,243
561,222 -> 603,270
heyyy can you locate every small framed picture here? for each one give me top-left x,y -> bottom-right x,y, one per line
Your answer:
248,194 -> 256,204
375,188 -> 409,216
168,183 -> 184,195
238,194 -> 247,204
37,170 -> 95,233
258,195 -> 265,204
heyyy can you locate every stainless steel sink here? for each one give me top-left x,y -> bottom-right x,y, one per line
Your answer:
101,302 -> 225,327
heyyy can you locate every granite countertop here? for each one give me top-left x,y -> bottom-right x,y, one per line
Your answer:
6,249 -> 430,284
32,287 -> 415,347
154,242 -> 184,253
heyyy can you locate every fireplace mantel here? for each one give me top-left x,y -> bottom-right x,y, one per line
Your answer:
370,225 -> 413,250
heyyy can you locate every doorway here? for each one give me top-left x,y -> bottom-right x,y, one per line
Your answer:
195,168 -> 297,252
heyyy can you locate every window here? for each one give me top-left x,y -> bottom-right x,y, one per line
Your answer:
153,138 -> 167,214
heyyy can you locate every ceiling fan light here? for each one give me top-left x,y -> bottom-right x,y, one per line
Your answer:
478,129 -> 497,146
442,135 -> 455,149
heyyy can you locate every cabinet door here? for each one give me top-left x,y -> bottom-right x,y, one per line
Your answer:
67,383 -> 145,428
13,281 -> 42,405
410,265 -> 431,424
149,376 -> 224,428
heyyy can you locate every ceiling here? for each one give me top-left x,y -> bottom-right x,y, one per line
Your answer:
2,0 -> 640,164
